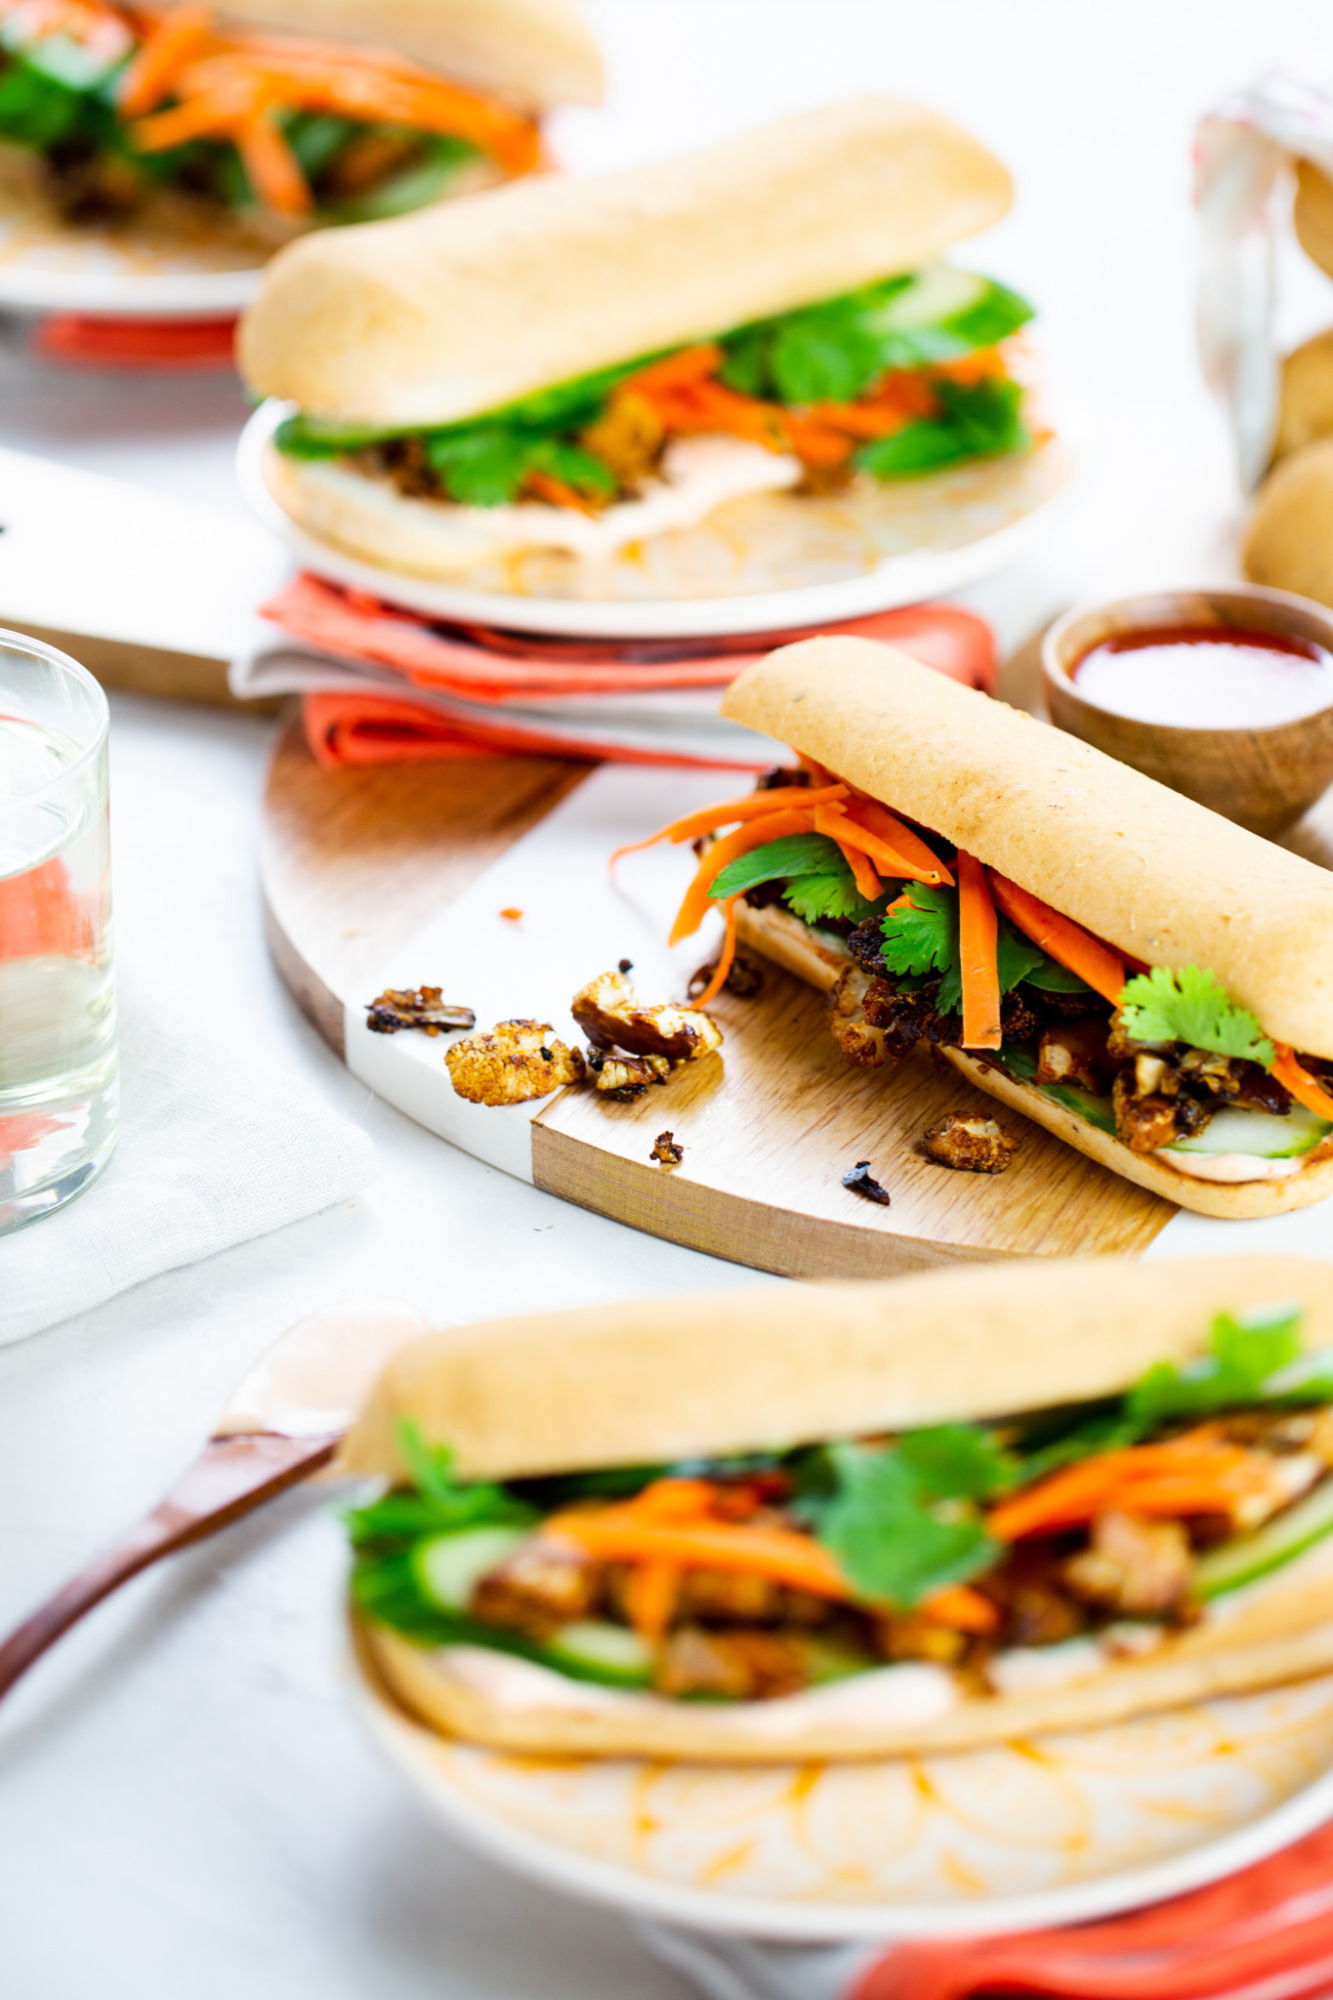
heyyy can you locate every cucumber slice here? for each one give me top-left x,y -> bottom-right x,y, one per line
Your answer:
1195,1477 -> 1333,1599
995,1047 -> 1116,1134
411,1526 -> 528,1612
544,1621 -> 655,1687
877,265 -> 988,330
1168,1105 -> 1331,1161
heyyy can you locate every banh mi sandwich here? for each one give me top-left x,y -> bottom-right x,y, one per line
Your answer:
238,97 -> 1040,575
617,638 -> 1333,1219
344,1258 -> 1333,1763
0,0 -> 599,251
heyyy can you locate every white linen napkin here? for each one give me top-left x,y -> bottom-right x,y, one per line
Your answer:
0,999 -> 377,1346
229,634 -> 778,767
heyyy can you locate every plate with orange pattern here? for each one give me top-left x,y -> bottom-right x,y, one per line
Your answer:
348,1635 -> 1333,1940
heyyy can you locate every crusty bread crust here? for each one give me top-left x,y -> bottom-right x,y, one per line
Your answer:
339,1256 -> 1333,1485
722,639 -> 1333,1059
734,900 -> 1333,1220
238,98 -> 1011,427
359,1575 -> 1333,1762
215,0 -> 603,109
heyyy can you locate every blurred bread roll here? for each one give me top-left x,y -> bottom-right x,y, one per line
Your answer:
1244,436 -> 1333,607
1295,160 -> 1333,279
1276,327 -> 1333,461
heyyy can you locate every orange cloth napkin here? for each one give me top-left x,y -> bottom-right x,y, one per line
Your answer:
259,575 -> 997,770
33,314 -> 238,369
852,1820 -> 1333,2000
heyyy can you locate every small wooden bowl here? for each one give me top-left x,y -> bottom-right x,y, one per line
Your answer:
1041,585 -> 1333,837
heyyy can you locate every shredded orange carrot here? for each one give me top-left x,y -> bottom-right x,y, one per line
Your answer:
233,106 -> 311,214
117,3 -> 212,115
623,345 -> 725,396
131,84 -> 255,149
842,796 -> 955,888
987,1432 -> 1268,1540
986,871 -> 1126,1005
920,1584 -> 999,1635
956,850 -> 1002,1050
1273,1046 -> 1333,1122
523,469 -> 597,514
834,833 -> 882,903
668,809 -> 818,943
609,785 -> 848,864
693,894 -> 742,1006
813,804 -> 946,887
123,10 -> 544,199
547,1514 -> 858,1601
624,1561 -> 680,1640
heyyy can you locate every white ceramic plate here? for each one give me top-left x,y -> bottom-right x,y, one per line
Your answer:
238,394 -> 1085,639
0,175 -> 267,315
348,1636 -> 1333,1942
0,257 -> 262,316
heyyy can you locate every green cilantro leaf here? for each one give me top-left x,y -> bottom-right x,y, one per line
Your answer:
895,1425 -> 1019,1498
1117,965 -> 1275,1069
997,922 -> 1047,994
857,376 -> 1028,481
783,875 -> 889,925
1023,958 -> 1094,995
424,426 -> 533,506
879,882 -> 956,978
818,1442 -> 999,1608
1126,1302 -> 1306,1427
708,832 -> 849,900
345,1419 -> 534,1551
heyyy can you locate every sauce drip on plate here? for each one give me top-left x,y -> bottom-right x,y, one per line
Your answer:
1073,625 -> 1333,729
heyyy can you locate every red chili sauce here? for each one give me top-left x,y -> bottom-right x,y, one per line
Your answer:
1073,624 -> 1333,729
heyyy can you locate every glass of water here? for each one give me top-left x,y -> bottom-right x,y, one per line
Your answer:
0,630 -> 117,1233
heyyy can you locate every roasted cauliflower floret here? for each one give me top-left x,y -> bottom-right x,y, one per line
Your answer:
586,1048 -> 672,1100
827,966 -> 892,1068
445,1020 -> 585,1106
572,969 -> 723,1062
921,1113 -> 1019,1174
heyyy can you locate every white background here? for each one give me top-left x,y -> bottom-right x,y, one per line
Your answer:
4,3 -> 1333,1994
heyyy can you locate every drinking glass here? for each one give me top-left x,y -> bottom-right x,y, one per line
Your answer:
0,631 -> 117,1233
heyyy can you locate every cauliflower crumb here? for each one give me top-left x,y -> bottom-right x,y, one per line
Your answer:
445,1020 -> 585,1107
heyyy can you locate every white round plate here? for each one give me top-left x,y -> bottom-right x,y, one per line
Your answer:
0,178 -> 266,315
239,394 -> 1086,639
348,1637 -> 1333,1942
0,258 -> 262,316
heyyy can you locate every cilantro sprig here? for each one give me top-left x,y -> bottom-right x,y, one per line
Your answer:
813,1439 -> 1005,1607
1117,966 -> 1274,1070
709,832 -> 890,927
878,885 -> 1048,1015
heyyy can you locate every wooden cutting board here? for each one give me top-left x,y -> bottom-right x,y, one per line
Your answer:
260,707 -> 1175,1279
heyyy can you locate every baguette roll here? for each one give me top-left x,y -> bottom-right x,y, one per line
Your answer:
348,1259 -> 1333,1762
214,0 -> 604,110
721,638 -> 1333,1057
238,97 -> 1013,428
341,1257 -> 1333,1485
719,640 -> 1333,1217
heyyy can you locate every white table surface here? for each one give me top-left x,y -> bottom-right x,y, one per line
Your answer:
4,4 -> 1333,1994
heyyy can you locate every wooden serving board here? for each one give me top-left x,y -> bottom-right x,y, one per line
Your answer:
261,707 -> 1174,1279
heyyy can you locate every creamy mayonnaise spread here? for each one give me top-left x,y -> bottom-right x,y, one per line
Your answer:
290,435 -> 803,570
1158,1149 -> 1308,1184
